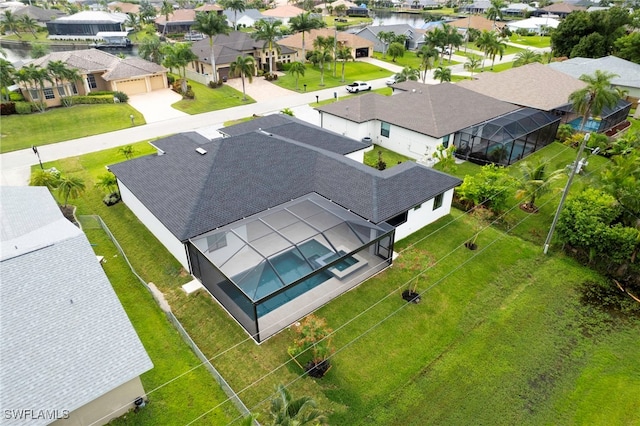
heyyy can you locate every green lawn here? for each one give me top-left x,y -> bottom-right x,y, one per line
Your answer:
373,51 -> 458,70
37,141 -> 640,425
313,86 -> 392,106
509,34 -> 551,48
275,61 -> 393,92
171,78 -> 255,114
486,61 -> 516,72
364,144 -> 413,169
0,104 -> 145,153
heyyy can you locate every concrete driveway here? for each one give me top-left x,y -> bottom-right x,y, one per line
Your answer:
128,89 -> 188,124
224,73 -> 297,102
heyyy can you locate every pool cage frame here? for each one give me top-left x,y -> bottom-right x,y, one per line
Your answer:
556,98 -> 632,133
187,193 -> 395,343
453,108 -> 561,166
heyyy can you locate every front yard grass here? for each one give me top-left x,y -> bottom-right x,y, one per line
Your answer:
509,34 -> 551,48
0,104 -> 145,153
38,141 -> 640,425
373,51 -> 459,70
275,61 -> 392,92
171,78 -> 255,114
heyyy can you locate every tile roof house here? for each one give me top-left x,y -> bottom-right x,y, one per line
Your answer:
0,187 -> 153,426
533,2 -> 585,18
261,5 -> 305,24
109,118 -> 461,341
354,24 -> 424,51
317,82 -> 563,166
20,49 -> 168,107
278,28 -> 373,60
155,9 -> 197,34
108,1 -> 141,14
447,15 -> 506,32
14,5 -> 67,24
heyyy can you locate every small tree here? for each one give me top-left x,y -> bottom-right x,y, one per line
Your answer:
57,175 -> 86,207
456,164 -> 515,213
288,61 -> 306,90
118,145 -> 136,159
269,384 -> 327,426
335,46 -> 353,82
433,66 -> 451,83
288,314 -> 334,378
376,150 -> 387,170
95,173 -> 118,194
230,55 -> 255,101
30,169 -> 60,190
464,55 -> 481,79
515,160 -> 563,213
387,42 -> 405,62
432,144 -> 457,173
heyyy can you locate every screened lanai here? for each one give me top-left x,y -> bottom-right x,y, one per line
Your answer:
187,193 -> 395,342
558,99 -> 632,133
453,108 -> 561,166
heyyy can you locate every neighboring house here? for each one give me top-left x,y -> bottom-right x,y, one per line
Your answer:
262,5 -> 305,25
186,31 -> 297,81
19,49 -> 168,107
459,0 -> 492,14
346,5 -> 369,16
505,16 -> 559,34
222,8 -> 264,28
354,24 -> 422,52
501,2 -> 537,16
194,3 -> 224,14
14,5 -> 67,25
447,14 -> 505,32
108,1 -> 141,14
155,9 -> 196,34
549,55 -> 640,99
109,117 -> 461,342
317,82 -> 562,166
0,187 -> 153,426
316,0 -> 358,14
47,11 -> 127,38
278,28 -> 373,60
533,2 -> 585,18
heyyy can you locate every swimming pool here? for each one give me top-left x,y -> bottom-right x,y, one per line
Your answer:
569,117 -> 601,132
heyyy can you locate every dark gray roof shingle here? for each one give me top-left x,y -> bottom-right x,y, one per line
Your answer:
111,131 -> 461,241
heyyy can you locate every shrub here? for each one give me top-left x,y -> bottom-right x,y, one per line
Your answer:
88,91 -> 115,96
208,81 -> 217,88
167,75 -> 175,85
113,91 -> 128,103
183,88 -> 195,99
556,123 -> 574,143
102,192 -> 121,206
66,95 -> 115,105
15,101 -> 35,114
9,92 -> 23,101
1,102 -> 16,115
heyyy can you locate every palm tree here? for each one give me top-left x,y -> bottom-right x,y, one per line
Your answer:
252,19 -> 282,76
289,12 -> 324,60
223,0 -> 245,31
394,66 -> 419,83
162,43 -> 197,92
425,27 -> 448,62
433,66 -> 451,83
513,49 -> 542,67
377,30 -> 396,58
487,36 -> 506,70
308,48 -> 332,86
416,44 -> 438,83
125,13 -> 141,32
0,58 -> 15,102
387,41 -> 405,62
464,55 -> 481,79
160,0 -> 174,37
475,30 -> 497,71
191,12 -> 230,84
515,160 -> 563,212
568,70 -> 620,132
335,46 -> 353,82
95,173 -> 118,194
19,15 -> 39,38
30,169 -> 60,190
46,60 -> 68,97
57,175 -> 86,207
118,145 -> 136,159
289,61 -> 306,90
138,34 -> 164,64
1,11 -> 22,39
486,0 -> 505,29
269,384 -> 327,426
442,23 -> 463,63
229,55 -> 255,101
22,64 -> 50,112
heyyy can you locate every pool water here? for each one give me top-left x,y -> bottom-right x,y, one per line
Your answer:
569,117 -> 601,132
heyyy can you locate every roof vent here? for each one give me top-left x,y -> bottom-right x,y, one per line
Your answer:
195,147 -> 207,155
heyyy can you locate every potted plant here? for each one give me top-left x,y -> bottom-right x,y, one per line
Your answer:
287,315 -> 334,378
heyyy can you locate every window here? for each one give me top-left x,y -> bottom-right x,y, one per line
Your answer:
433,192 -> 444,210
206,233 -> 227,252
57,86 -> 66,97
29,89 -> 39,100
87,74 -> 97,89
442,135 -> 450,148
71,83 -> 78,95
413,204 -> 422,211
43,88 -> 55,100
380,121 -> 390,138
386,211 -> 407,227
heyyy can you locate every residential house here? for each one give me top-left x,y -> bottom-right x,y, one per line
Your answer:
533,2 -> 585,18
459,0 -> 492,14
505,16 -> 559,35
0,187 -> 153,426
14,5 -> 67,25
194,3 -> 224,14
223,8 -> 265,28
108,1 -> 141,14
19,49 -> 168,107
155,9 -> 196,34
262,5 -> 305,25
501,2 -> 537,16
317,82 -> 562,166
46,11 -> 127,39
354,24 -> 423,52
278,28 -> 373,60
109,116 -> 461,341
447,15 -> 505,32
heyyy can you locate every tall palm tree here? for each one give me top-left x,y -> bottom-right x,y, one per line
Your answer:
289,61 -> 306,90
191,12 -> 230,84
289,12 -> 324,60
464,55 -> 481,79
486,0 -> 505,29
513,49 -> 542,67
138,34 -> 164,64
442,23 -> 463,63
308,48 -> 332,86
377,30 -> 395,58
125,13 -> 141,32
19,15 -> 39,38
160,0 -> 174,37
1,11 -> 22,39
46,60 -> 68,97
487,36 -> 506,70
223,0 -> 245,31
269,384 -> 327,426
0,58 -> 15,102
22,64 -> 50,112
475,30 -> 496,71
229,55 -> 255,101
416,44 -> 438,83
394,66 -> 419,83
433,65 -> 451,83
57,175 -> 86,208
252,19 -> 282,76
161,43 -> 197,93
515,160 -> 563,212
569,70 -> 620,132
335,46 -> 352,82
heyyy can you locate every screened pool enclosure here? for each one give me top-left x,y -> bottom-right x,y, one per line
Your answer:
453,108 -> 561,166
187,193 -> 395,342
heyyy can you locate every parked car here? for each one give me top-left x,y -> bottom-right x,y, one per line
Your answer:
346,81 -> 372,93
386,75 -> 398,86
436,46 -> 452,55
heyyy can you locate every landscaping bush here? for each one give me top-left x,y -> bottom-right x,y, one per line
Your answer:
183,88 -> 195,99
88,91 -> 115,96
167,75 -> 175,85
102,191 -> 121,206
113,91 -> 128,103
15,101 -> 35,114
9,92 -> 24,102
66,95 -> 115,105
1,102 -> 16,115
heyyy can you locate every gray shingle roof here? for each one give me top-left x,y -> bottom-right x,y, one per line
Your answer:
0,187 -> 153,425
219,114 -> 371,154
548,56 -> 640,89
110,131 -> 460,241
317,83 -> 520,138
190,31 -> 263,65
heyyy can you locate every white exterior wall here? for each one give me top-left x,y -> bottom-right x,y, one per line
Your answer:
320,112 -> 371,140
118,181 -> 189,269
345,146 -> 371,163
394,188 -> 455,241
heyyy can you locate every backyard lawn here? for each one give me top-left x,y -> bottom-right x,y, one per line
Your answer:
0,104 -> 145,153
171,78 -> 255,114
37,141 -> 640,425
509,34 -> 552,48
364,144 -> 413,168
373,51 -> 458,70
275,61 -> 392,92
